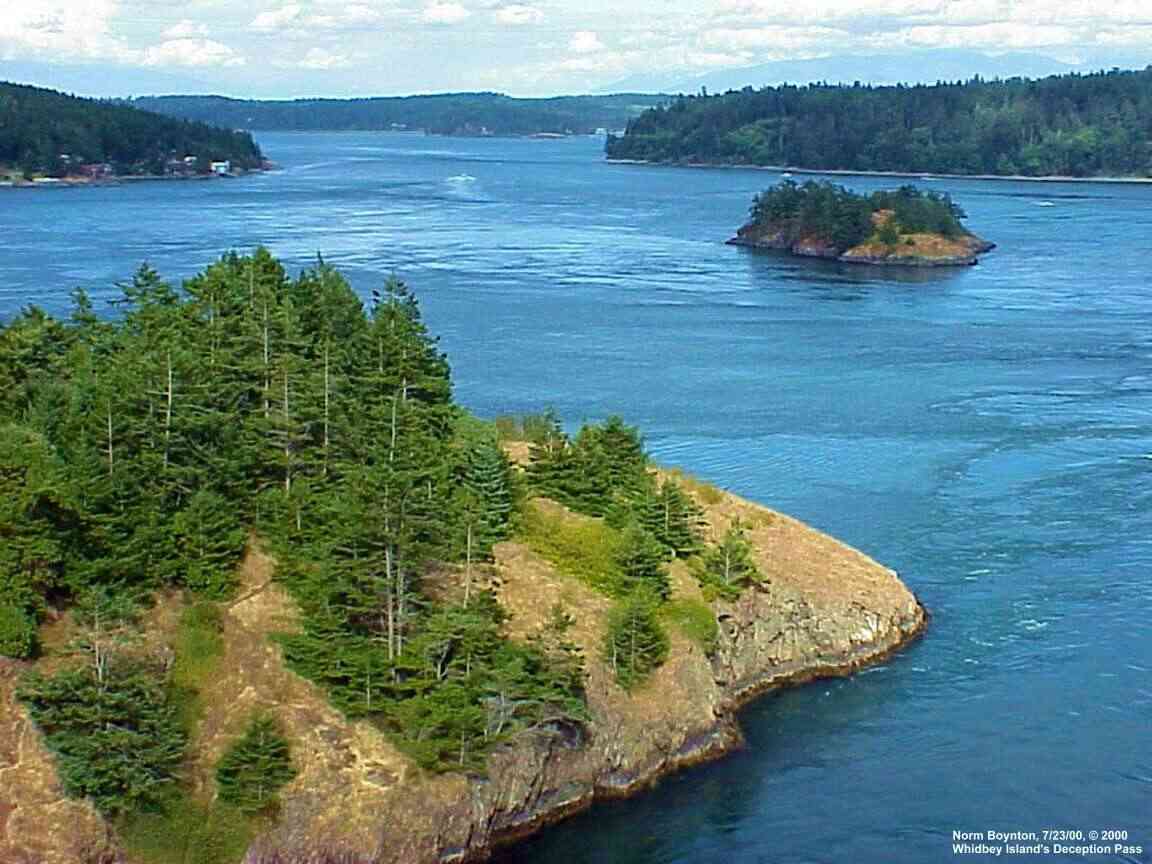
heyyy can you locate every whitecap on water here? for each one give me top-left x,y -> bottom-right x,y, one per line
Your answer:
447,174 -> 477,183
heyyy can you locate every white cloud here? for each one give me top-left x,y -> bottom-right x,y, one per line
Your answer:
568,30 -> 604,54
308,4 -> 385,29
0,0 -> 130,61
296,46 -> 354,69
493,4 -> 543,25
250,4 -> 304,32
422,2 -> 471,24
162,20 -> 209,40
143,38 -> 245,68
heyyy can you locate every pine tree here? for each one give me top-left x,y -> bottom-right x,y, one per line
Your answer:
602,592 -> 669,690
696,519 -> 762,600
215,713 -> 296,813
614,522 -> 670,599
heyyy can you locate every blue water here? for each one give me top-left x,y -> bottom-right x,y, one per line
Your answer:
2,133 -> 1150,863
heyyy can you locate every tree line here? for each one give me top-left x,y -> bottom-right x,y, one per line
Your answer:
0,81 -> 264,178
131,93 -> 665,136
606,67 -> 1152,177
0,252 -> 768,838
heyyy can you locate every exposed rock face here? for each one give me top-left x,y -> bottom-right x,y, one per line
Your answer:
254,490 -> 926,864
728,220 -> 995,267
1,486 -> 926,864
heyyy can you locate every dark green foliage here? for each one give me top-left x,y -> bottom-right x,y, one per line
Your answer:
602,592 -> 670,690
280,592 -> 586,772
0,81 -> 263,177
747,181 -> 968,253
17,660 -> 186,816
625,477 -> 704,558
131,93 -> 665,136
0,602 -> 37,658
528,415 -> 648,516
606,68 -> 1152,178
215,714 -> 296,813
614,523 -> 670,600
2,250 -> 587,780
696,520 -> 762,601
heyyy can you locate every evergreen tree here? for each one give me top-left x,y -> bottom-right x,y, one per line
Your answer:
602,592 -> 669,690
614,523 -> 670,600
17,660 -> 186,816
215,714 -> 297,813
696,519 -> 762,600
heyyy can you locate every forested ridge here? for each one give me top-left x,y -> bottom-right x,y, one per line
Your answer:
0,81 -> 263,178
131,93 -> 664,136
606,67 -> 1152,177
0,252 -> 761,857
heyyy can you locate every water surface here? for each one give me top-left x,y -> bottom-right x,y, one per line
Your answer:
2,132 -> 1149,863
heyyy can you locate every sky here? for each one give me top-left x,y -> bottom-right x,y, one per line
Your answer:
2,0 -> 1151,98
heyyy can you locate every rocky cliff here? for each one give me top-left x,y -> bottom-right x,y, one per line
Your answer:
727,220 -> 995,267
0,480 -> 926,864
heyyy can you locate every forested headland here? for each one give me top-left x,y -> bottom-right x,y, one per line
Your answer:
130,93 -> 665,136
0,251 -> 771,860
606,67 -> 1152,178
730,180 -> 994,266
0,82 -> 264,181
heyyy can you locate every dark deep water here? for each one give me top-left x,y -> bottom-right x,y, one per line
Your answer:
2,133 -> 1149,863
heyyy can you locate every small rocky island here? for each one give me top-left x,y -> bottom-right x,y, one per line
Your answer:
728,180 -> 995,267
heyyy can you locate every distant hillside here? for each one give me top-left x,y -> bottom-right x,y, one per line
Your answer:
606,67 -> 1152,178
0,82 -> 263,179
130,92 -> 666,136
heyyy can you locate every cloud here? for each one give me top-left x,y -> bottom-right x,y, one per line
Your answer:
568,31 -> 604,54
162,20 -> 210,40
250,4 -> 304,32
0,0 -> 131,61
422,2 -> 471,24
143,38 -> 246,68
296,46 -> 354,69
493,4 -> 543,25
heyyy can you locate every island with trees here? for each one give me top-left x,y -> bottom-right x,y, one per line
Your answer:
0,81 -> 265,185
0,252 -> 925,864
606,67 -> 1152,179
729,180 -> 995,267
130,92 -> 666,137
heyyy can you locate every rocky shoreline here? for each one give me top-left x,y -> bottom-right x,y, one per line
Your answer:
1,488 -> 928,864
727,223 -> 996,267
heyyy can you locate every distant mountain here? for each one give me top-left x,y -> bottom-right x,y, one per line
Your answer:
604,51 -> 1082,95
130,93 -> 667,136
0,81 -> 263,179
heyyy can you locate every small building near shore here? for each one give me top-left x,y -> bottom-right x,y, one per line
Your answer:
209,160 -> 232,176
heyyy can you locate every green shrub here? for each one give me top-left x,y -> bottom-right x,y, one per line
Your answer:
216,713 -> 296,813
662,599 -> 718,655
170,600 -> 225,729
518,504 -> 625,595
120,796 -> 255,864
0,602 -> 37,658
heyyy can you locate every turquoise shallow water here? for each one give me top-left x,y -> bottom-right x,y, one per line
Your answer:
2,133 -> 1150,863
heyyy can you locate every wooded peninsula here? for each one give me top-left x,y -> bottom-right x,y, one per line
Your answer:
0,252 -> 925,864
607,67 -> 1152,178
0,82 -> 264,182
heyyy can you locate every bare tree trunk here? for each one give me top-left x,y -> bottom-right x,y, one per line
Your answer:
282,368 -> 292,494
105,402 -> 114,476
263,298 -> 271,420
385,545 -> 396,662
163,351 -> 174,469
323,342 -> 331,476
465,522 -> 473,607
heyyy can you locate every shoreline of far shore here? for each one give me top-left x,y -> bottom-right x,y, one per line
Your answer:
604,157 -> 1152,185
0,170 -> 268,190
